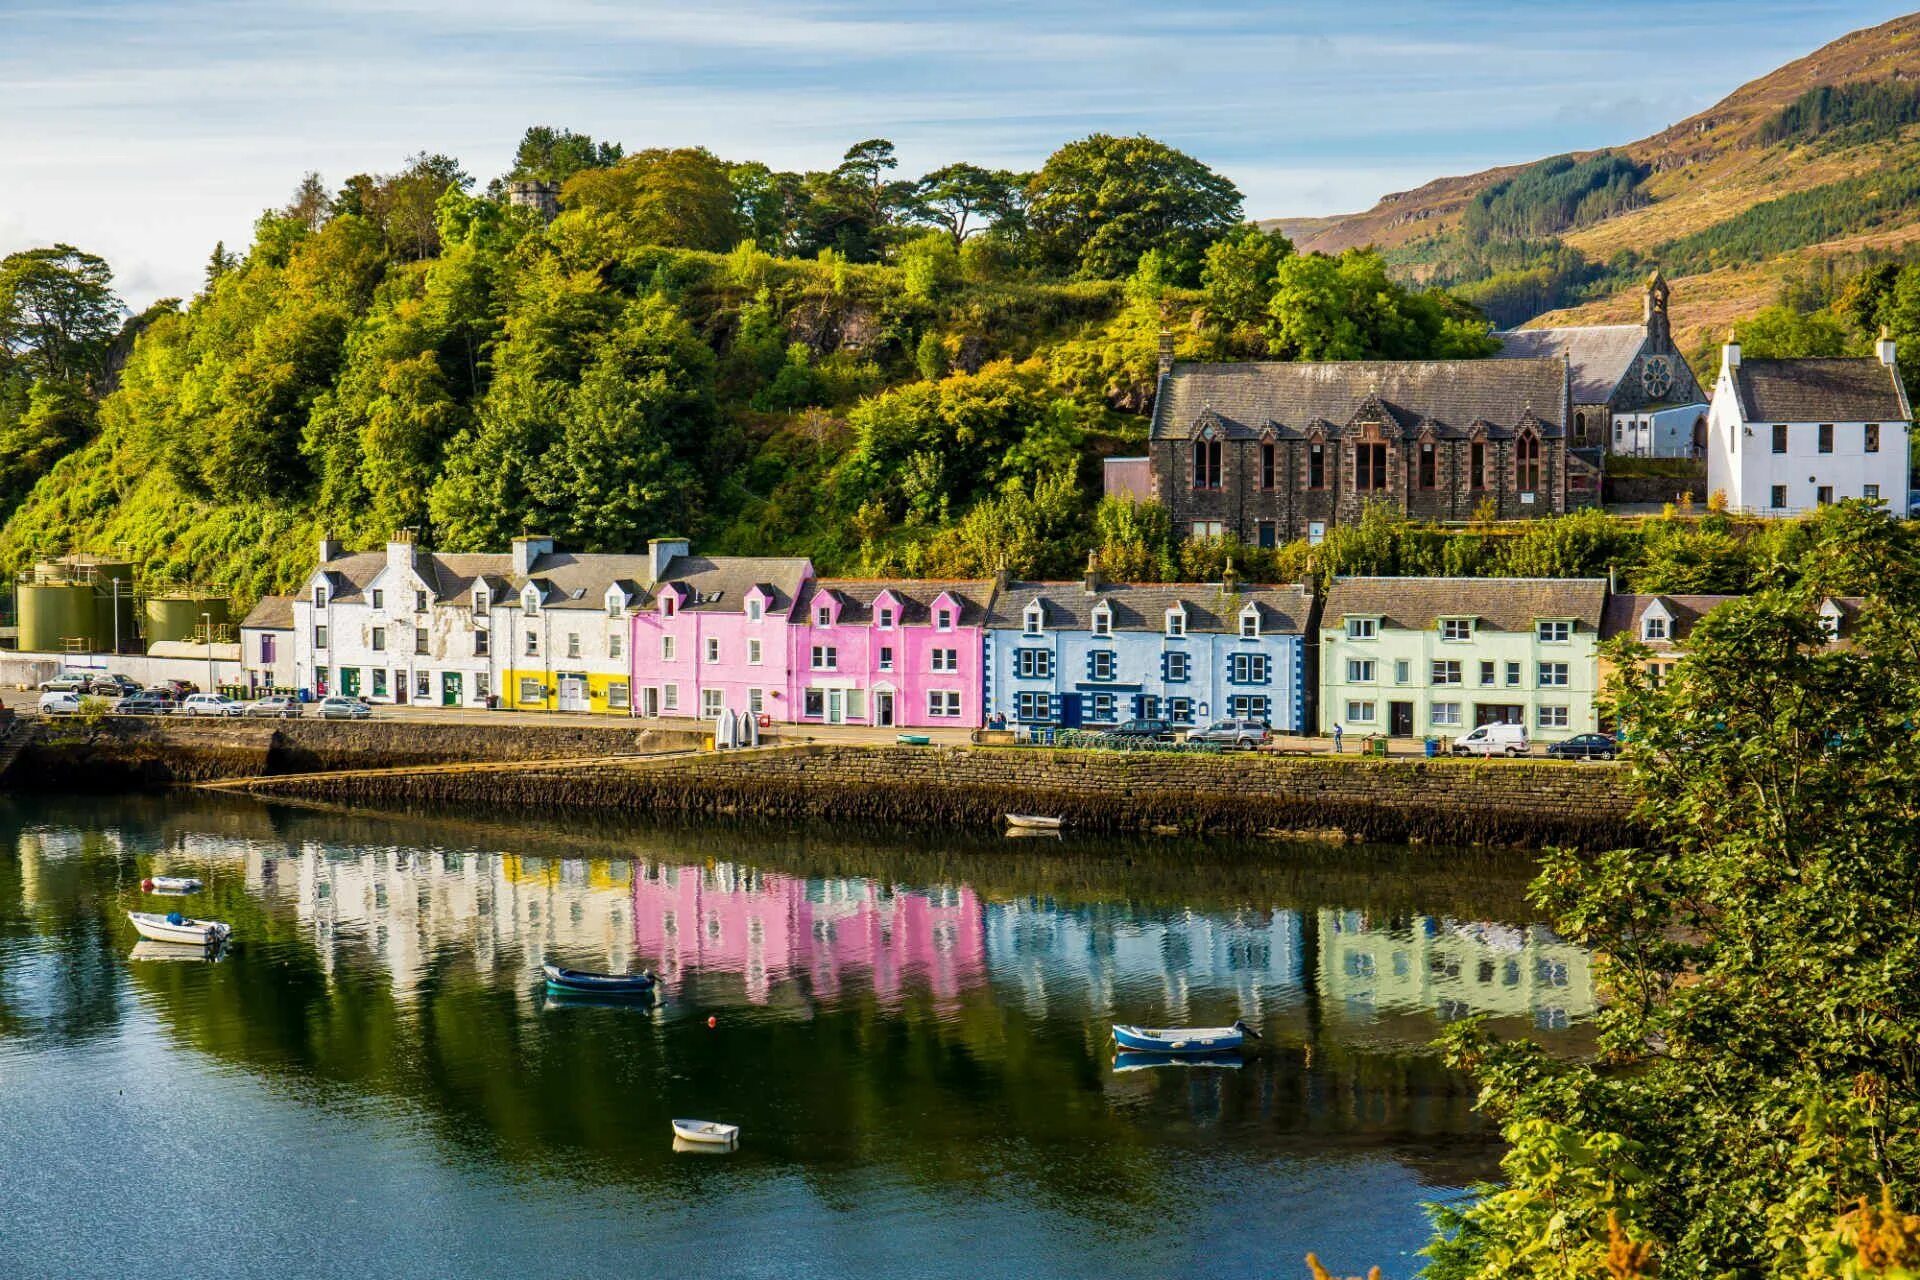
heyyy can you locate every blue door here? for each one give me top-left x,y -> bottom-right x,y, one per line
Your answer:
1058,693 -> 1083,728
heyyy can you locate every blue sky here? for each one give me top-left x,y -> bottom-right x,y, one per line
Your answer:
0,0 -> 1910,307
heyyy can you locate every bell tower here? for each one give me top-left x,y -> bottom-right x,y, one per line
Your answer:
1644,270 -> 1672,349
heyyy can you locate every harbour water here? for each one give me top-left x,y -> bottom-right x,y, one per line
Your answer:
0,796 -> 1595,1279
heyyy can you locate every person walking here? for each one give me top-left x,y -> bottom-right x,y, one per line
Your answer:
1331,723 -> 1343,754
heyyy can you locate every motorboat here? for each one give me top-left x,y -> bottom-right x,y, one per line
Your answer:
541,962 -> 658,998
671,1119 -> 740,1148
1005,814 -> 1063,831
128,910 -> 230,946
1111,1020 -> 1259,1055
142,876 -> 203,894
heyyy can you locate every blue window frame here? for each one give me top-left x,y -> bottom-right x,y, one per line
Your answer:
1229,653 -> 1270,684
1088,650 -> 1116,682
1015,691 -> 1053,721
1167,697 -> 1195,725
1228,695 -> 1270,723
1162,651 -> 1191,682
1135,694 -> 1161,720
1088,692 -> 1118,722
1016,648 -> 1052,679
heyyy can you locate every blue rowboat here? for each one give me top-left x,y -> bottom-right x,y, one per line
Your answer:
1112,1020 -> 1258,1055
542,962 -> 658,998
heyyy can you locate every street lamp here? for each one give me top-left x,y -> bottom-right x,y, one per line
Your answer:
201,611 -> 215,694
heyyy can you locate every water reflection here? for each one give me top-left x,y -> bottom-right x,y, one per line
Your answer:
0,795 -> 1598,1279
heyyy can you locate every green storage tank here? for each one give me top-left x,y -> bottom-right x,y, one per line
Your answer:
143,594 -> 230,646
19,581 -> 104,654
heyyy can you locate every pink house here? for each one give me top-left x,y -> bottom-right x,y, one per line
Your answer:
628,541 -> 814,722
788,579 -> 991,729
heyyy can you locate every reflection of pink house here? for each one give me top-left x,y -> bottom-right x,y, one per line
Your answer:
787,579 -> 992,729
628,540 -> 813,722
629,863 -> 987,1006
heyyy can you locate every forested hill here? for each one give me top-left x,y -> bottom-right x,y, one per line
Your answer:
0,132 -> 1496,605
1266,13 -> 1920,354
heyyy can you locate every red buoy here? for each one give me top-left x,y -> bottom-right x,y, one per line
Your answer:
707,1016 -> 717,1028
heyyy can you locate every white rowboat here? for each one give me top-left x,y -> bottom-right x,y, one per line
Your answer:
128,911 -> 230,946
671,1119 -> 740,1147
142,876 -> 203,894
1005,814 -> 1063,831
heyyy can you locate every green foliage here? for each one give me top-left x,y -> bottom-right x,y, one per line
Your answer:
898,232 -> 961,302
1656,166 -> 1920,277
505,125 -> 622,186
1460,152 -> 1650,243
559,147 -> 742,252
0,244 -> 122,386
1266,249 -> 1498,361
1025,134 -> 1243,283
1200,225 -> 1294,352
1735,303 -> 1860,358
1758,79 -> 1920,147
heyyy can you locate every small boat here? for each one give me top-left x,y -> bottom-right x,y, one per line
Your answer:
671,1119 -> 740,1147
128,910 -> 230,946
895,733 -> 931,746
1113,1050 -> 1244,1073
142,875 -> 203,894
1005,814 -> 1063,831
1112,1020 -> 1260,1055
541,962 -> 658,998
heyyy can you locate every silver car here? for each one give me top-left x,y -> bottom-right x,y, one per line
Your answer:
1186,718 -> 1271,749
244,695 -> 305,719
315,696 -> 373,720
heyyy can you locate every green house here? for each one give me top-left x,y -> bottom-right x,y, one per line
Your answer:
1318,577 -> 1608,742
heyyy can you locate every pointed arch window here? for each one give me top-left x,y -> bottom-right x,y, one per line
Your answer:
1192,428 -> 1222,491
1355,442 -> 1387,491
1515,431 -> 1541,493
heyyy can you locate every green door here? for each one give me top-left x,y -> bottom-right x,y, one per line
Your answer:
341,667 -> 361,697
442,672 -> 463,707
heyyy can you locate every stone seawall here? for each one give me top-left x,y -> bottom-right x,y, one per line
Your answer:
224,743 -> 1638,847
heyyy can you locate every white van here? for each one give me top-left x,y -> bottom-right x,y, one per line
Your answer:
1450,723 -> 1530,757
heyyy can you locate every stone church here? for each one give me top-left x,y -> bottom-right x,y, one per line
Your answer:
1147,344 -> 1598,546
1494,272 -> 1708,458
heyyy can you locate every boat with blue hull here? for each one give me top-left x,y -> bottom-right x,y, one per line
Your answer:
541,963 -> 659,998
1111,1020 -> 1258,1055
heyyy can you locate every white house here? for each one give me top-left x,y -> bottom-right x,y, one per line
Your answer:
238,595 -> 297,693
1706,332 -> 1911,516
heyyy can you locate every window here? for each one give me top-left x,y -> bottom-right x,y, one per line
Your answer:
566,633 -> 581,660
1346,618 -> 1376,640
1866,423 -> 1881,453
1772,424 -> 1788,454
474,629 -> 489,656
475,672 -> 489,699
1230,653 -> 1270,684
1355,442 -> 1387,491
748,688 -> 763,714
1818,423 -> 1833,454
748,638 -> 762,666
260,635 -> 277,664
372,589 -> 384,610
474,590 -> 489,614
878,606 -> 895,629
1469,441 -> 1486,490
1088,692 -> 1118,722
1308,443 -> 1326,489
662,595 -> 677,618
1643,615 -> 1668,641
313,586 -> 329,609
1441,618 -> 1471,641
662,635 -> 676,661
1418,442 -> 1437,489
1228,694 -> 1270,722
1260,442 -> 1277,489
1817,485 -> 1834,506
1191,520 -> 1225,540
1091,609 -> 1112,637
1163,651 -> 1190,682
608,682 -> 630,710
606,597 -> 622,619
747,597 -> 763,622
663,684 -> 678,711
1023,605 -> 1044,636
1479,660 -> 1496,686
703,689 -> 724,717
608,632 -> 623,660
928,690 -> 962,718
1538,662 -> 1569,687
936,608 -> 954,631
705,637 -> 720,664
1515,431 -> 1541,492
415,590 -> 428,613
1770,484 -> 1788,510
1537,620 -> 1571,643
1239,611 -> 1260,639
932,648 -> 958,673
1505,660 -> 1522,687
1431,660 -> 1461,685
372,669 -> 388,697
1538,705 -> 1569,729
1347,659 -> 1376,683
815,606 -> 832,627
877,644 -> 893,671
1865,484 -> 1881,501
1165,610 -> 1185,637
1167,697 -> 1195,725
1394,659 -> 1410,684
811,645 -> 838,670
519,677 -> 544,702
1089,650 -> 1116,681
1346,700 -> 1376,723
1256,520 -> 1276,549
371,626 -> 386,652
1015,691 -> 1053,722
414,627 -> 428,656
315,625 -> 328,650
1017,649 -> 1052,679
1192,437 -> 1222,489
415,671 -> 430,698
1431,702 -> 1461,727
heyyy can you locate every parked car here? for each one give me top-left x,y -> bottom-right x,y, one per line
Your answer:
85,673 -> 141,697
147,679 -> 196,699
180,693 -> 245,718
114,692 -> 176,716
1450,723 -> 1530,757
1187,718 -> 1270,749
244,694 -> 304,719
1546,732 -> 1619,762
38,671 -> 92,693
1106,718 -> 1176,743
37,690 -> 84,716
315,696 -> 373,721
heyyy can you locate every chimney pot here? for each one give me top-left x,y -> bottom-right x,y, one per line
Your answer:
1156,329 -> 1174,382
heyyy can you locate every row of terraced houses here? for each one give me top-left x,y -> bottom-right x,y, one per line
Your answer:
239,534 -> 1859,741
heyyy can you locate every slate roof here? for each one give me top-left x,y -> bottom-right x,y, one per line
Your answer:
802,579 -> 994,627
984,580 -> 1314,635
1323,577 -> 1608,633
315,547 -> 667,611
1730,358 -> 1910,424
239,595 -> 295,631
1495,325 -> 1647,405
1600,593 -> 1741,650
313,553 -> 385,602
519,552 -> 657,610
1150,358 -> 1567,442
651,554 -> 812,615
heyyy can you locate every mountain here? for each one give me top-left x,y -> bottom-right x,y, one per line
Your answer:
1265,14 -> 1920,354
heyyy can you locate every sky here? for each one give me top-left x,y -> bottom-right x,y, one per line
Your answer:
1,0 -> 1913,308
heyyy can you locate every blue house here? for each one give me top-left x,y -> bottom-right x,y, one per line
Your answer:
983,566 -> 1314,733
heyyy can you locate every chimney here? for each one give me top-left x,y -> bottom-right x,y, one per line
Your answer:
1878,325 -> 1898,368
317,534 -> 345,565
1222,556 -> 1238,597
1157,329 -> 1174,382
386,529 -> 418,579
1083,549 -> 1103,596
1723,329 -> 1741,371
511,534 -> 554,579
648,537 -> 690,584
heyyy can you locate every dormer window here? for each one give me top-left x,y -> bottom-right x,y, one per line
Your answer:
1165,609 -> 1186,638
1024,604 -> 1044,636
1642,614 -> 1668,642
1819,603 -> 1842,640
473,589 -> 489,615
935,608 -> 953,632
521,586 -> 539,613
1346,618 -> 1376,640
1091,604 -> 1112,637
605,589 -> 624,618
662,594 -> 677,618
1440,618 -> 1472,642
747,597 -> 763,622
1239,607 -> 1260,639
313,585 -> 328,609
878,606 -> 895,629
1537,620 -> 1572,644
816,605 -> 832,627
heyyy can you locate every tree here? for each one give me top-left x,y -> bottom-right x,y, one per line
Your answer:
0,244 -> 123,386
1266,249 -> 1496,361
1025,134 -> 1243,282
911,163 -> 1023,247
506,126 -> 622,187
1200,224 -> 1294,338
834,139 -> 914,229
1736,304 -> 1857,358
283,171 -> 332,231
204,242 -> 237,291
560,147 -> 741,252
